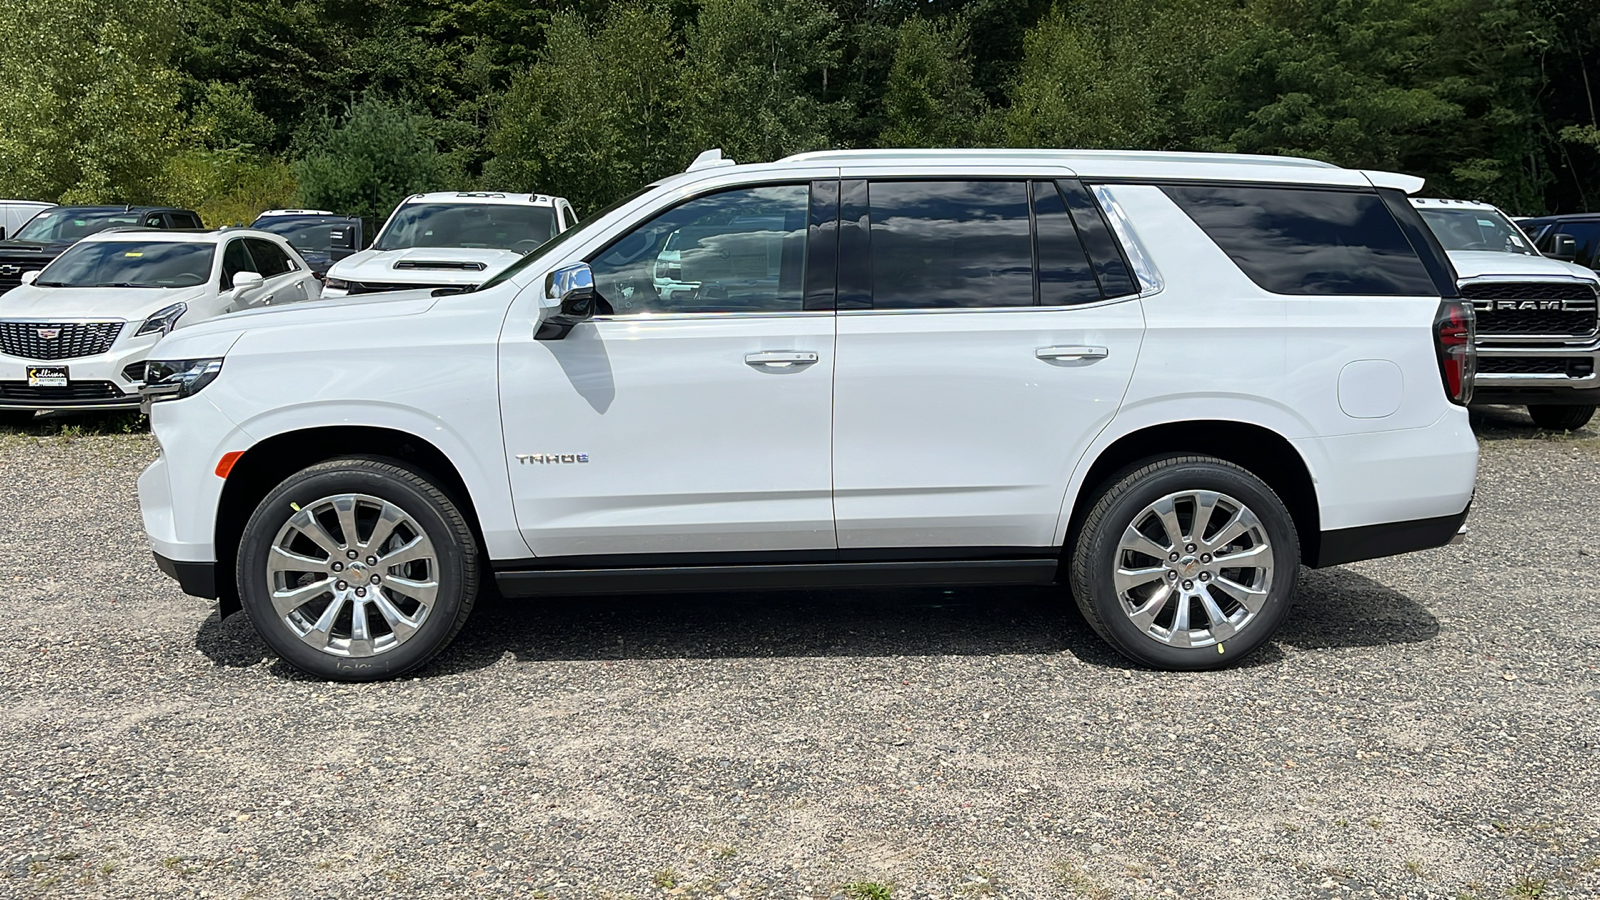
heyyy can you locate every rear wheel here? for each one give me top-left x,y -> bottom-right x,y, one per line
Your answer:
1526,404 -> 1595,431
235,458 -> 480,681
1069,455 -> 1299,670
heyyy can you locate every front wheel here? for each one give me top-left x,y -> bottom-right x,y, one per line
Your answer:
236,458 -> 480,681
1527,404 -> 1595,431
1069,455 -> 1299,670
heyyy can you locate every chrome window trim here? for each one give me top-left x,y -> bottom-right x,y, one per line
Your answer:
592,310 -> 834,323
1093,184 -> 1164,298
836,294 -> 1143,316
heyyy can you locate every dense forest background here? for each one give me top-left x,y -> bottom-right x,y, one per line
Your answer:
1,0 -> 1597,227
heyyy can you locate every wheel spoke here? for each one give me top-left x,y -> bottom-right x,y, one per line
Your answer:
1120,525 -> 1172,562
1114,565 -> 1168,594
1214,575 -> 1269,613
1206,512 -> 1250,550
270,576 -> 334,618
377,537 -> 431,570
1150,496 -> 1184,549
348,598 -> 374,657
372,589 -> 424,642
384,576 -> 438,606
299,591 -> 348,650
1126,584 -> 1173,632
1189,491 -> 1221,543
267,545 -> 330,576
1213,543 -> 1271,567
1171,592 -> 1192,634
333,496 -> 362,549
365,501 -> 408,551
1198,588 -> 1236,640
291,510 -> 343,558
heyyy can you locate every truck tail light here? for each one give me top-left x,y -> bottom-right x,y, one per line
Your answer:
1434,300 -> 1476,406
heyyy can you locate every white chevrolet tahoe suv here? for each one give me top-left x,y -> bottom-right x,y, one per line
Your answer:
137,149 -> 1480,680
323,191 -> 577,297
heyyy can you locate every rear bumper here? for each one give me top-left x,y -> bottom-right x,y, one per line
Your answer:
153,552 -> 218,598
1310,503 -> 1471,568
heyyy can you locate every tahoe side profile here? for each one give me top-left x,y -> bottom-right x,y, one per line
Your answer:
138,149 -> 1480,680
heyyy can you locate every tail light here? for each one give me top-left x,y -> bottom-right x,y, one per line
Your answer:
1434,300 -> 1476,406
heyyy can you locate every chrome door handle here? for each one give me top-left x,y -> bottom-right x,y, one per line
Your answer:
745,351 -> 819,368
1036,346 -> 1109,361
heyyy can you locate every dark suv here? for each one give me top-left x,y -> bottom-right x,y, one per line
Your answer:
1519,214 -> 1600,272
0,206 -> 204,293
246,210 -> 363,280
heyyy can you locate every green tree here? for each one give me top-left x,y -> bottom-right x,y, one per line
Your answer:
880,16 -> 990,147
486,2 -> 685,213
0,0 -> 186,203
293,97 -> 442,226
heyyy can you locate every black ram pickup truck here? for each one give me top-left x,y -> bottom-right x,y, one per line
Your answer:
0,206 -> 204,293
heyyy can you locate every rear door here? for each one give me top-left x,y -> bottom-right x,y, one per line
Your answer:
830,175 -> 1145,551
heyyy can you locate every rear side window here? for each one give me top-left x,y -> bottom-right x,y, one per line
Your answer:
1162,185 -> 1438,296
867,180 -> 1034,308
245,238 -> 295,277
1032,181 -> 1101,305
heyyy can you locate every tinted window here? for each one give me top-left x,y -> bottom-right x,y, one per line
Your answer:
1417,208 -> 1535,255
868,180 -> 1033,308
1163,185 -> 1437,296
35,241 -> 214,288
589,184 -> 809,314
173,213 -> 202,229
12,209 -> 142,243
374,203 -> 558,252
221,239 -> 258,288
1543,222 -> 1600,269
1033,181 -> 1101,305
245,238 -> 294,277
1058,180 -> 1138,297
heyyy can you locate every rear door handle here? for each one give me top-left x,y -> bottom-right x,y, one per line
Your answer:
1036,346 -> 1109,361
745,351 -> 819,368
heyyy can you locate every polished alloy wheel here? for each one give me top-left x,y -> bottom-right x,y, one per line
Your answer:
1113,489 -> 1274,648
266,493 -> 438,658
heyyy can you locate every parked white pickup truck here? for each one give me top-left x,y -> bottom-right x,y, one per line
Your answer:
323,192 -> 578,297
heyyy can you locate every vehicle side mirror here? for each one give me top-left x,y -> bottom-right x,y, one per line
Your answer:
233,271 -> 264,291
1548,233 -> 1578,263
0,227 -> 6,240
19,270 -> 38,285
331,227 -> 357,251
536,263 -> 597,341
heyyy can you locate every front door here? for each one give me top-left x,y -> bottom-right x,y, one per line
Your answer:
499,182 -> 838,559
830,177 -> 1145,550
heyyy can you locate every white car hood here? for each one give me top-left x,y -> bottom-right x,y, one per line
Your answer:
328,246 -> 524,286
0,284 -> 207,321
1447,251 -> 1597,282
159,289 -> 441,350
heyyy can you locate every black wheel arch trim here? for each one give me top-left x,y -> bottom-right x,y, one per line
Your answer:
1308,503 -> 1471,568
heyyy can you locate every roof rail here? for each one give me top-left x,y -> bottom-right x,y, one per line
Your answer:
778,148 -> 1339,169
686,149 -> 736,172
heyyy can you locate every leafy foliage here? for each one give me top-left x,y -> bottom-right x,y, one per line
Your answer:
293,98 -> 442,226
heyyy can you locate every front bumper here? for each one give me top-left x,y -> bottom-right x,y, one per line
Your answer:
0,337 -> 158,411
1472,342 -> 1600,406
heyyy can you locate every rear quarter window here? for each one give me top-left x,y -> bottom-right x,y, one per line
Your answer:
1162,185 -> 1438,296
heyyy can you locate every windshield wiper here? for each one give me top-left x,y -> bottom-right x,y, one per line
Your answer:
90,282 -> 150,288
33,280 -> 70,287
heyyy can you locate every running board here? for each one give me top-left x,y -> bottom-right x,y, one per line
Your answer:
494,559 -> 1059,597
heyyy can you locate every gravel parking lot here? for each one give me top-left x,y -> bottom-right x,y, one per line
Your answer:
1,408 -> 1597,900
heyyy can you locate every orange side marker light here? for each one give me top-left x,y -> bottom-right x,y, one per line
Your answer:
215,451 -> 245,479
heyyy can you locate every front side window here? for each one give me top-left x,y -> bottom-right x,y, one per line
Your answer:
588,184 -> 809,314
221,239 -> 259,289
245,238 -> 295,277
13,209 -> 142,243
1164,185 -> 1437,296
35,241 -> 215,289
1417,207 -> 1536,256
868,180 -> 1034,309
373,203 -> 558,252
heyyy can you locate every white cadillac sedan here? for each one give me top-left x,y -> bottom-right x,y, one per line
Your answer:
0,228 -> 320,420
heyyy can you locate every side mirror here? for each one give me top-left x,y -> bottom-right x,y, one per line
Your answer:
1548,233 -> 1579,263
536,263 -> 597,341
331,227 -> 358,251
233,271 -> 264,291
19,270 -> 38,285
0,227 -> 6,240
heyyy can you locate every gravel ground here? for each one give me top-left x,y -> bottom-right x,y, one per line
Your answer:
0,407 -> 1597,900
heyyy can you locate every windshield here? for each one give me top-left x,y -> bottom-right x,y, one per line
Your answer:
35,241 -> 215,288
1418,208 -> 1537,256
250,217 -> 357,255
472,186 -> 653,293
13,209 -> 144,243
374,203 -> 557,252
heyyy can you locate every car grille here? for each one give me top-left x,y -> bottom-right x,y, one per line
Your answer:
0,321 -> 124,359
1461,281 -> 1599,337
0,254 -> 49,292
1478,357 -> 1595,376
347,281 -> 431,294
0,381 -> 126,402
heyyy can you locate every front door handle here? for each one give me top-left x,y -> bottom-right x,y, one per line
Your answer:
1036,346 -> 1109,361
745,351 -> 819,368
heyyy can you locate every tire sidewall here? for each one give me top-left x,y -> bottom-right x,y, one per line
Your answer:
237,463 -> 471,680
1079,459 -> 1299,670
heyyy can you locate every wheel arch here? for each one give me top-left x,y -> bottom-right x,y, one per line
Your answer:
1062,420 -> 1321,567
213,426 -> 487,617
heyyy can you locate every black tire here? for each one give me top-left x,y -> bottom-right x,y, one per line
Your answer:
1526,404 -> 1595,431
1069,455 -> 1299,670
236,458 -> 480,681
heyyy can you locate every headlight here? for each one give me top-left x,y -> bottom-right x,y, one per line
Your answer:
140,357 -> 224,409
324,277 -> 350,292
135,302 -> 188,337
